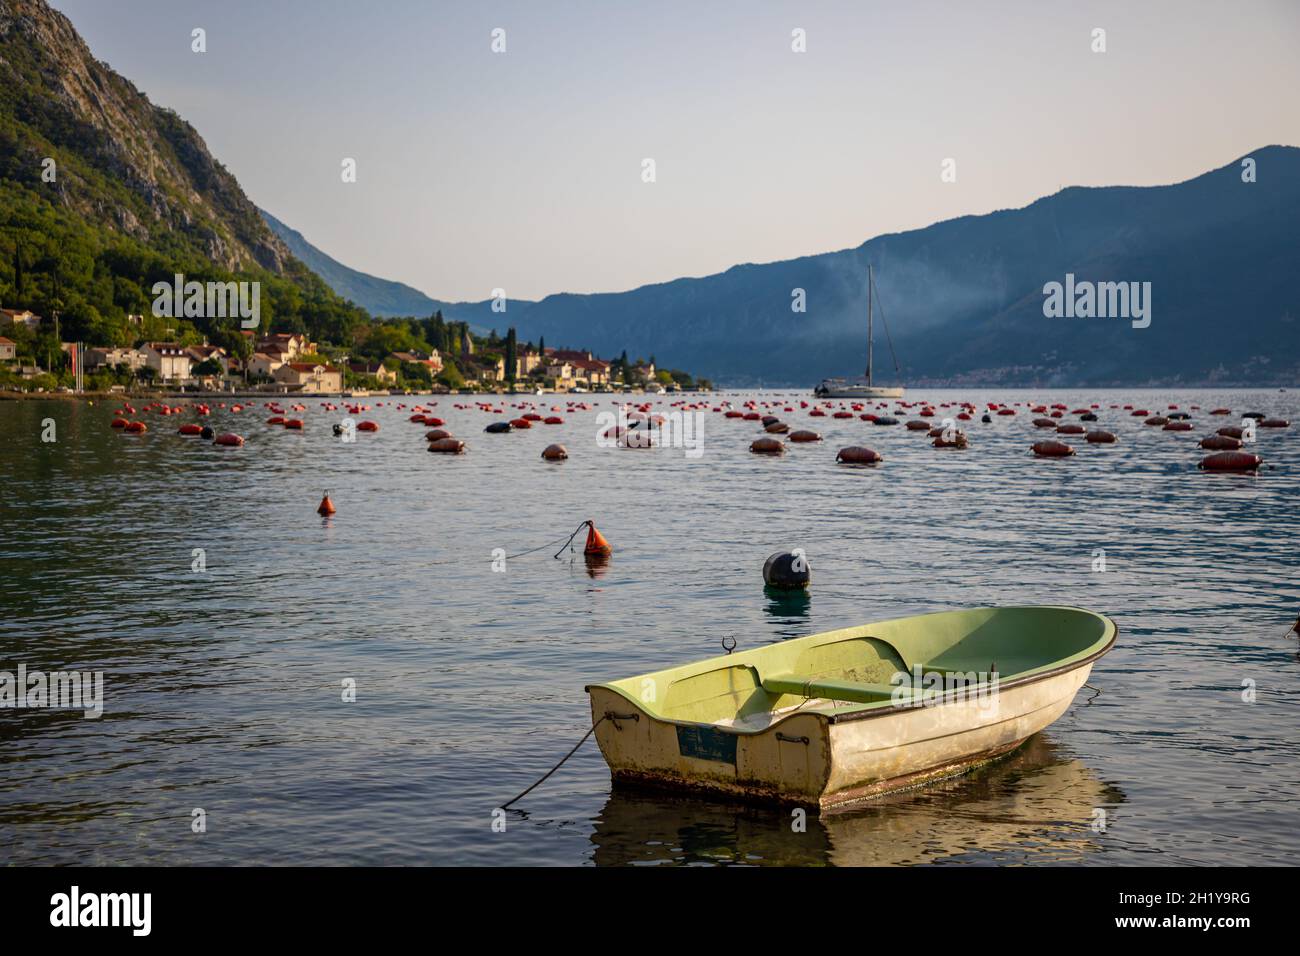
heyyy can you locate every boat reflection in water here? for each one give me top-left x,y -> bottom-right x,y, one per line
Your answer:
589,735 -> 1124,866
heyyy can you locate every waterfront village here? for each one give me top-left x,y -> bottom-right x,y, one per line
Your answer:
0,306 -> 709,396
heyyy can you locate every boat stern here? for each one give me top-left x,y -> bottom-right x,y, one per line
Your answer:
585,684 -> 832,806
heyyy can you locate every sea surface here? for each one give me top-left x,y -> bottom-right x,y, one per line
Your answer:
1,388 -> 1297,866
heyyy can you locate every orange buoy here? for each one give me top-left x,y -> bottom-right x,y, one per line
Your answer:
789,430 -> 823,443
427,438 -> 466,454
178,423 -> 203,435
584,522 -> 613,556
123,421 -> 147,433
764,422 -> 790,434
1199,451 -> 1263,472
1086,430 -> 1117,443
1260,418 -> 1291,428
213,432 -> 244,446
1056,424 -> 1085,435
110,418 -> 129,429
933,432 -> 968,448
906,420 -> 930,431
541,443 -> 568,461
1162,421 -> 1193,432
1031,440 -> 1075,458
425,429 -> 453,442
1032,418 -> 1056,428
317,493 -> 336,515
836,446 -> 882,465
544,416 -> 564,424
284,419 -> 304,430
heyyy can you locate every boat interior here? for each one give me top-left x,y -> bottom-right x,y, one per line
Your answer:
591,607 -> 1115,731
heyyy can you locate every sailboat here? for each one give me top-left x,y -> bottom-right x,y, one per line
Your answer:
814,263 -> 905,399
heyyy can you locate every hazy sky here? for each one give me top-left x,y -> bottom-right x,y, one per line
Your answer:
53,0 -> 1300,302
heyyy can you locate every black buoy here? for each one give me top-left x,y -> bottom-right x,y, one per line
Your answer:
200,425 -> 214,440
981,414 -> 992,423
485,421 -> 513,433
763,551 -> 811,590
332,423 -> 344,436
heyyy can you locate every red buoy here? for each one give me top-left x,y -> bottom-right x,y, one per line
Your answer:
178,423 -> 203,435
1200,434 -> 1242,450
213,432 -> 244,446
1086,430 -> 1117,443
427,438 -> 466,454
541,443 -> 568,461
1031,440 -> 1075,458
317,493 -> 336,515
1199,452 -> 1263,472
750,437 -> 786,454
836,446 -> 882,465
356,421 -> 379,432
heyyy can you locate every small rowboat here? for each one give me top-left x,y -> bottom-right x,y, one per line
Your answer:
586,605 -> 1115,810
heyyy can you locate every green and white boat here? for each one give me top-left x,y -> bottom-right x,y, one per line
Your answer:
586,606 -> 1116,810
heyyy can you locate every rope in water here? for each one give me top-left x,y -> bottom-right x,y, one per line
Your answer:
424,520 -> 592,565
500,714 -> 608,810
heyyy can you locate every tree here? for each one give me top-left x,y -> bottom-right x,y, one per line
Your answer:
538,335 -> 545,354
505,327 -> 517,383
12,242 -> 23,300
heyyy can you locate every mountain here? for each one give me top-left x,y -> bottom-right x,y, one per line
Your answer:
269,144 -> 1300,386
0,0 -> 292,273
259,209 -> 518,340
490,146 -> 1300,386
262,208 -> 443,317
0,0 -> 368,352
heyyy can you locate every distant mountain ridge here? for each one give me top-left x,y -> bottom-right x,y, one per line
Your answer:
495,146 -> 1300,386
271,147 -> 1300,387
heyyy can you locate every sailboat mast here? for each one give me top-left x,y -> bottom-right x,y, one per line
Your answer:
866,264 -> 874,384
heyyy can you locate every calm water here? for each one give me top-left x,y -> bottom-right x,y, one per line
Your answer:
1,389 -> 1297,866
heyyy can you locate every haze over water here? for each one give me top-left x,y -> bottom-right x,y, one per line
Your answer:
2,388 -> 1297,865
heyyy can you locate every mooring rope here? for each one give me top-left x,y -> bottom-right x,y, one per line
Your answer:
552,520 -> 593,559
500,714 -> 608,810
423,520 -> 591,566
